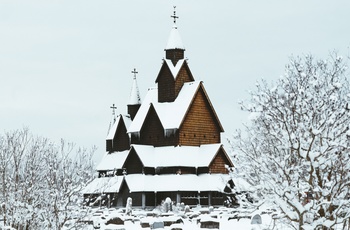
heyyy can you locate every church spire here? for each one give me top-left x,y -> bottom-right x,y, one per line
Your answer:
128,68 -> 141,120
165,6 -> 185,65
128,68 -> 141,105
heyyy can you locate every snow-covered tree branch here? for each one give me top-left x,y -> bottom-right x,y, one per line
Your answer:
0,128 -> 96,230
230,54 -> 350,230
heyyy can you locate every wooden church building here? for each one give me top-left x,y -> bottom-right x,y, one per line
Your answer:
83,11 -> 235,208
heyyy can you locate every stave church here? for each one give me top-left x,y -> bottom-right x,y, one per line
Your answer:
83,9 -> 236,209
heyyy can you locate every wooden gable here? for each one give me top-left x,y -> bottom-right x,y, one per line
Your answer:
132,104 -> 178,147
156,60 -> 194,103
179,83 -> 224,146
174,61 -> 194,98
156,61 -> 175,102
122,147 -> 143,174
209,147 -> 234,174
106,116 -> 130,152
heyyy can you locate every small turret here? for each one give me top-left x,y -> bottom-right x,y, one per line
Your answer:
128,68 -> 141,120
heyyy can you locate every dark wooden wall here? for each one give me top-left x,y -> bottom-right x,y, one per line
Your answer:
131,105 -> 179,147
106,117 -> 130,152
123,149 -> 143,174
157,64 -> 175,102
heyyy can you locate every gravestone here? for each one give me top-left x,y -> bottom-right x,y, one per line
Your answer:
251,214 -> 262,224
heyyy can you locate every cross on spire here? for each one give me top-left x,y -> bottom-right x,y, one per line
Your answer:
171,6 -> 178,24
131,68 -> 138,80
110,103 -> 117,122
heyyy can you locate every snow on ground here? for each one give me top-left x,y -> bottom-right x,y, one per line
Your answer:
62,206 -> 286,230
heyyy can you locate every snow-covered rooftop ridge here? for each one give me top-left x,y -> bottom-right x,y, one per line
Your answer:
96,150 -> 129,171
128,81 -> 202,133
125,173 -> 230,192
128,75 -> 141,105
132,144 -> 222,167
165,24 -> 185,50
164,59 -> 185,79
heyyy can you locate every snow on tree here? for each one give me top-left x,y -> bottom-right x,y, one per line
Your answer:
230,54 -> 350,230
0,128 -> 96,230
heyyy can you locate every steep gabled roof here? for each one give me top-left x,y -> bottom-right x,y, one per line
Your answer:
155,59 -> 194,83
124,174 -> 230,192
82,176 -> 124,194
131,144 -> 222,168
96,150 -> 129,171
155,59 -> 185,82
128,81 -> 224,134
128,81 -> 199,133
107,115 -> 131,140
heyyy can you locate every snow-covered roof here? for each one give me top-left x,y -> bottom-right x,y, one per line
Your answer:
165,24 -> 185,50
125,174 -> 230,192
82,176 -> 124,194
106,115 -> 131,140
132,144 -> 222,167
128,81 -> 201,133
96,150 -> 129,171
128,75 -> 141,105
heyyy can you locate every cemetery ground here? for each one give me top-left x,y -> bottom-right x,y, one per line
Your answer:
60,204 -> 286,230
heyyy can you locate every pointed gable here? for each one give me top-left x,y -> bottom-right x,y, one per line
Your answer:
156,60 -> 175,102
208,146 -> 234,174
106,115 -> 131,152
122,147 -> 144,174
179,82 -> 224,146
156,59 -> 194,103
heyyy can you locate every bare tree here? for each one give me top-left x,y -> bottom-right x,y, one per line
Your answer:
231,54 -> 350,230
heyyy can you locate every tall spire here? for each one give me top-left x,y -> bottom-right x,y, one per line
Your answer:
165,6 -> 185,65
128,68 -> 142,120
165,6 -> 185,51
128,68 -> 141,105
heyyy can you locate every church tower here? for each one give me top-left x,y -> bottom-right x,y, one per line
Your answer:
155,9 -> 194,103
84,8 -> 234,209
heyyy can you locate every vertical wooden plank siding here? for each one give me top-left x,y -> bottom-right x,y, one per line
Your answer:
179,87 -> 221,146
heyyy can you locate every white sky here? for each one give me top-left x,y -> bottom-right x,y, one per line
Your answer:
1,1 -> 350,163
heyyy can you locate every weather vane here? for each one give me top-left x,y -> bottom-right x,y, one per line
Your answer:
131,68 -> 138,80
171,6 -> 178,24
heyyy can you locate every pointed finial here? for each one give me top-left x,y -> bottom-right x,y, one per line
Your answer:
110,103 -> 117,122
171,6 -> 178,24
131,68 -> 138,80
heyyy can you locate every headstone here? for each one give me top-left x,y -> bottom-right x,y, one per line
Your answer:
151,220 -> 164,229
251,214 -> 262,224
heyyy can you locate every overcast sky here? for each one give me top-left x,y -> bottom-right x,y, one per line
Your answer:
1,1 -> 350,162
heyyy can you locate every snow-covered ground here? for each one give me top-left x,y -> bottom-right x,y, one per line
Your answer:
62,206 -> 287,230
